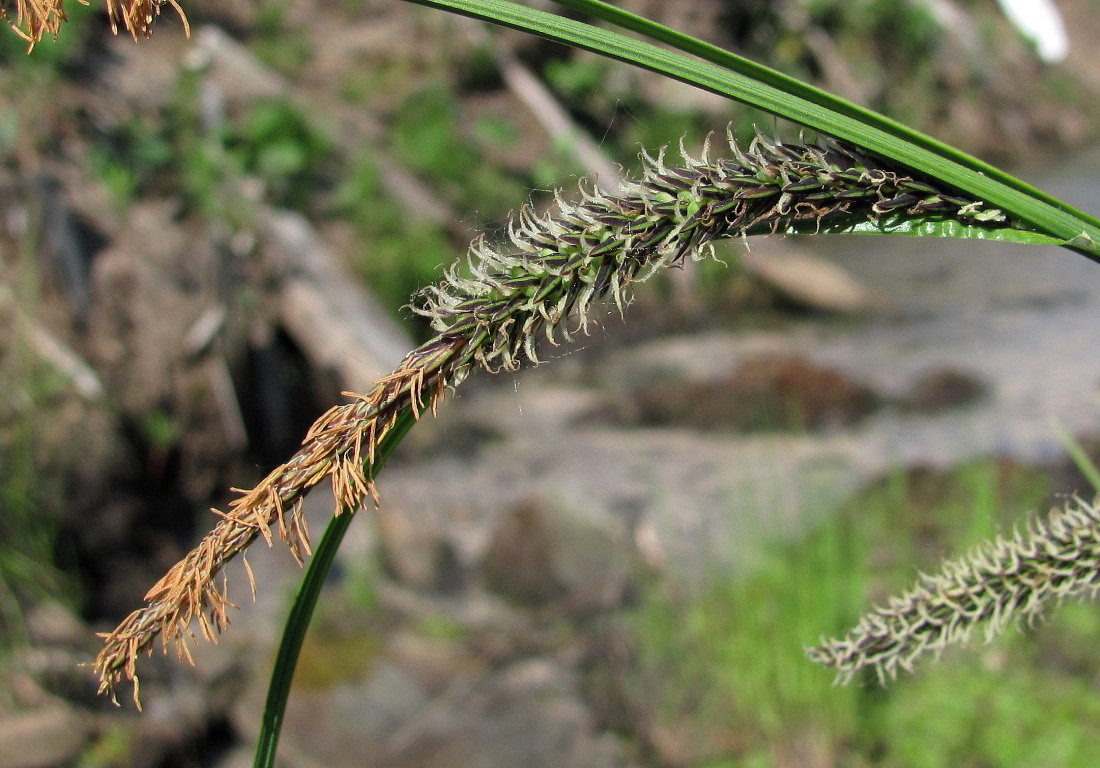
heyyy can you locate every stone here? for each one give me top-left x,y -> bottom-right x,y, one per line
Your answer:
481,497 -> 629,613
273,662 -> 431,768
0,705 -> 90,768
390,658 -> 637,768
481,502 -> 565,606
741,243 -> 881,313
23,602 -> 89,649
630,355 -> 881,432
901,367 -> 986,412
376,506 -> 466,594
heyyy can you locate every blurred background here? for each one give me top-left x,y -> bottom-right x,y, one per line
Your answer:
2,1 -> 1100,766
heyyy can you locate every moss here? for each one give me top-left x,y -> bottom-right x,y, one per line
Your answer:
291,612 -> 384,690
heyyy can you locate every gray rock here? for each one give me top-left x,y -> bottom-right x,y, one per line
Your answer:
23,602 -> 89,649
0,705 -> 90,768
376,505 -> 465,594
741,241 -> 882,313
481,501 -> 567,606
261,662 -> 431,768
389,658 -> 637,768
481,496 -> 629,613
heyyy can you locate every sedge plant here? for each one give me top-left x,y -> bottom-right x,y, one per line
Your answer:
7,0 -> 1100,765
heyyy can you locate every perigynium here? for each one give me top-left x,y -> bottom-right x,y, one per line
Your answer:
808,495 -> 1100,683
92,131 -> 1013,705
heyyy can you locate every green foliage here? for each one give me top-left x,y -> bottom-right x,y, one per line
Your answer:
85,71 -> 332,216
83,69 -> 223,213
414,614 -> 469,643
470,112 -> 519,148
878,654 -> 1100,768
539,50 -> 735,174
251,1 -> 314,76
389,84 -> 524,219
543,55 -> 608,102
87,114 -> 176,208
225,99 -> 334,210
75,723 -> 135,768
808,0 -> 940,63
332,151 -> 453,318
528,138 -> 587,191
139,409 -> 180,453
628,518 -> 863,743
0,350 -> 77,649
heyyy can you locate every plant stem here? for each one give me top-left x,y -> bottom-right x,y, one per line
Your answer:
253,408 -> 416,768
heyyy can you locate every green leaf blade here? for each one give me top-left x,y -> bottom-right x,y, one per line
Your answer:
404,0 -> 1100,261
767,213 -> 1069,245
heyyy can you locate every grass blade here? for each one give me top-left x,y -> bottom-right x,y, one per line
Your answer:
1051,417 -> 1100,494
765,213 -> 1068,243
404,0 -> 1100,259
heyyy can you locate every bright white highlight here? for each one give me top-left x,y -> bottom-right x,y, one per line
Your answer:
995,0 -> 1069,63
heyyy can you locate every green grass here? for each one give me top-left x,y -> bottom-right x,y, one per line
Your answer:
0,349 -> 78,650
250,1 -> 315,77
388,84 -> 526,219
332,149 -> 454,319
0,242 -> 80,650
620,459 -> 1100,766
226,99 -> 336,211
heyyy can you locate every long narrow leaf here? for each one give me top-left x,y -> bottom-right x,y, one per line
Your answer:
766,213 -> 1068,243
548,0 -> 1044,199
404,0 -> 1100,260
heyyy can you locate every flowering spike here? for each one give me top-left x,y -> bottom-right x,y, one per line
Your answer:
809,496 -> 1100,683
94,129 -> 1014,706
4,2 -> 192,46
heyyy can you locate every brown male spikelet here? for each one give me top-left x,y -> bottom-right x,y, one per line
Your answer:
93,131 -> 1013,706
1,0 -> 188,47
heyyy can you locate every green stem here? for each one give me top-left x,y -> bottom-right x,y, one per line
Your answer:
252,409 -> 417,768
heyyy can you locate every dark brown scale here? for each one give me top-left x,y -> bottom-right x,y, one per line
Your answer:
873,193 -> 921,213
783,177 -> 827,193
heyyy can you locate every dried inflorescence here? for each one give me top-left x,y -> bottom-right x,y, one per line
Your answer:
94,132 -> 1011,705
105,0 -> 189,40
808,496 -> 1100,683
1,0 -> 188,47
1,0 -> 68,42
93,338 -> 465,705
